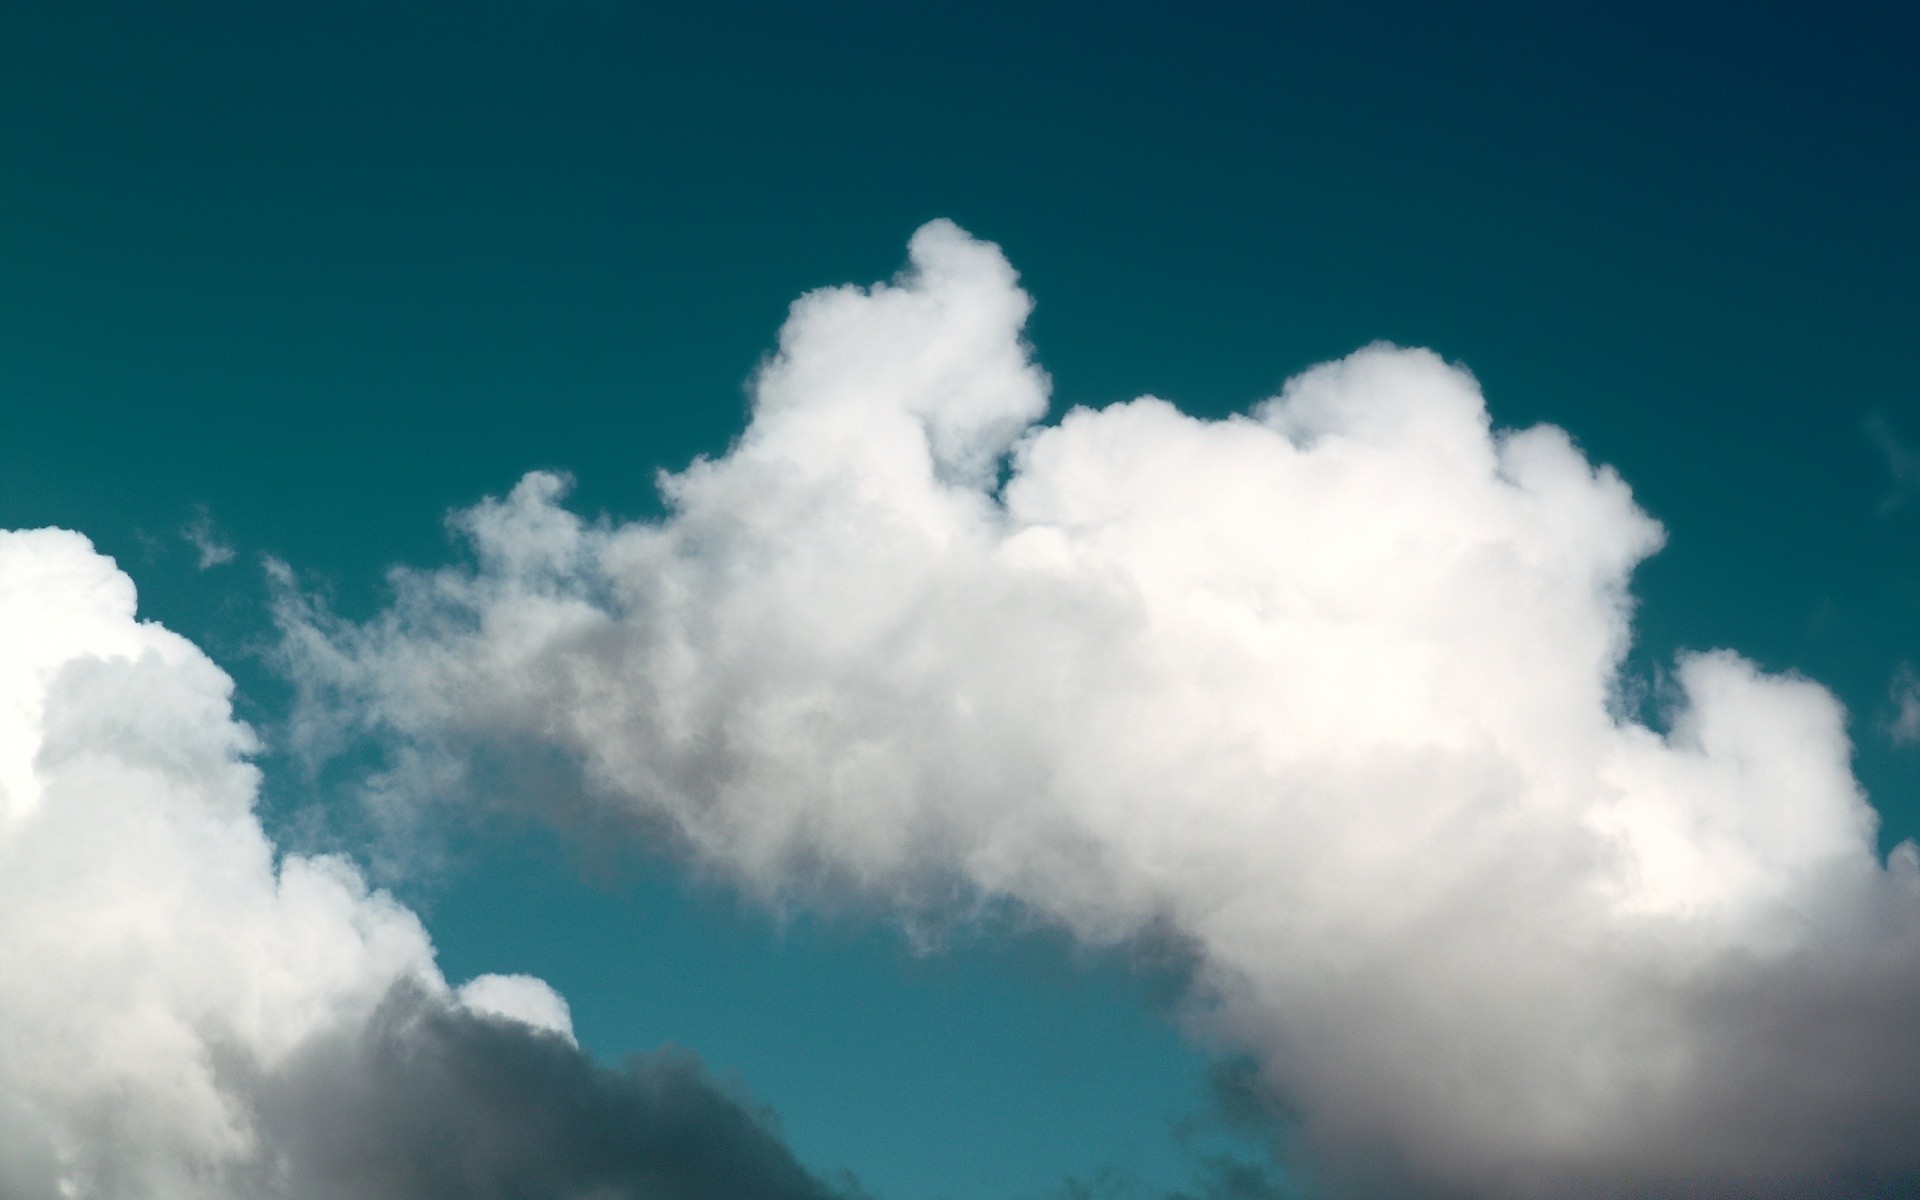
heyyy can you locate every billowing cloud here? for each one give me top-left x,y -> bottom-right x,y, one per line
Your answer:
0,528 -> 847,1199
284,221 -> 1920,1196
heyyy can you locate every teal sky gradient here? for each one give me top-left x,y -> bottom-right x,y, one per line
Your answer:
3,3 -> 1917,1196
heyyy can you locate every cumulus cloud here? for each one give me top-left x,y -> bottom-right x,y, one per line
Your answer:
0,528 -> 847,1199
283,221 -> 1920,1195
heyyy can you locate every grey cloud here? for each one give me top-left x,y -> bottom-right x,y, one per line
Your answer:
241,982 -> 853,1200
1058,1162 -> 1300,1200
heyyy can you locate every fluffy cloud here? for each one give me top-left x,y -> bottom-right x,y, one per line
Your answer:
0,528 -> 846,1199
285,221 -> 1920,1196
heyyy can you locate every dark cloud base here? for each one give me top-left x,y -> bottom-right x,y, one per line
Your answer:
244,983 -> 857,1200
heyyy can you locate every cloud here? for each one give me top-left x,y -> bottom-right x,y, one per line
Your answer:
1865,413 -> 1920,514
1890,664 -> 1920,746
282,221 -> 1920,1196
457,972 -> 577,1044
0,528 -> 848,1199
181,505 -> 237,569
244,984 -> 852,1200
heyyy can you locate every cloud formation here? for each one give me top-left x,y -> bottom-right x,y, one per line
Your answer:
285,222 -> 1920,1195
0,528 -> 845,1199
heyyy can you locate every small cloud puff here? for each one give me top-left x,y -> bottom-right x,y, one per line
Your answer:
458,972 -> 577,1044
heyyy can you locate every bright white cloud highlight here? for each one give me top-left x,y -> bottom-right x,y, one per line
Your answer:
457,973 -> 576,1044
286,221 -> 1920,1196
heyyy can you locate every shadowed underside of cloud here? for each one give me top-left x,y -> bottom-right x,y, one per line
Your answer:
282,221 -> 1920,1197
248,985 -> 846,1200
0,529 -> 847,1199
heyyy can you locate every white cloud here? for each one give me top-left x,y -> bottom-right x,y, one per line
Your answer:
0,529 -> 846,1199
284,221 -> 1920,1196
456,973 -> 576,1044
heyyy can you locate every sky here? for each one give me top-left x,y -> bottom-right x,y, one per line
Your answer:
2,3 -> 1919,1198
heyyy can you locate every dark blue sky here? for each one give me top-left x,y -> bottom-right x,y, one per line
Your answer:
3,3 -> 1917,1195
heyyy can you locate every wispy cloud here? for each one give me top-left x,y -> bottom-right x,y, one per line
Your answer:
181,504 -> 236,568
1865,413 -> 1920,514
283,223 -> 1920,1196
1891,664 -> 1920,746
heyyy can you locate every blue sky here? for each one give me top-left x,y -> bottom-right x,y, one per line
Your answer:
2,3 -> 1919,1198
